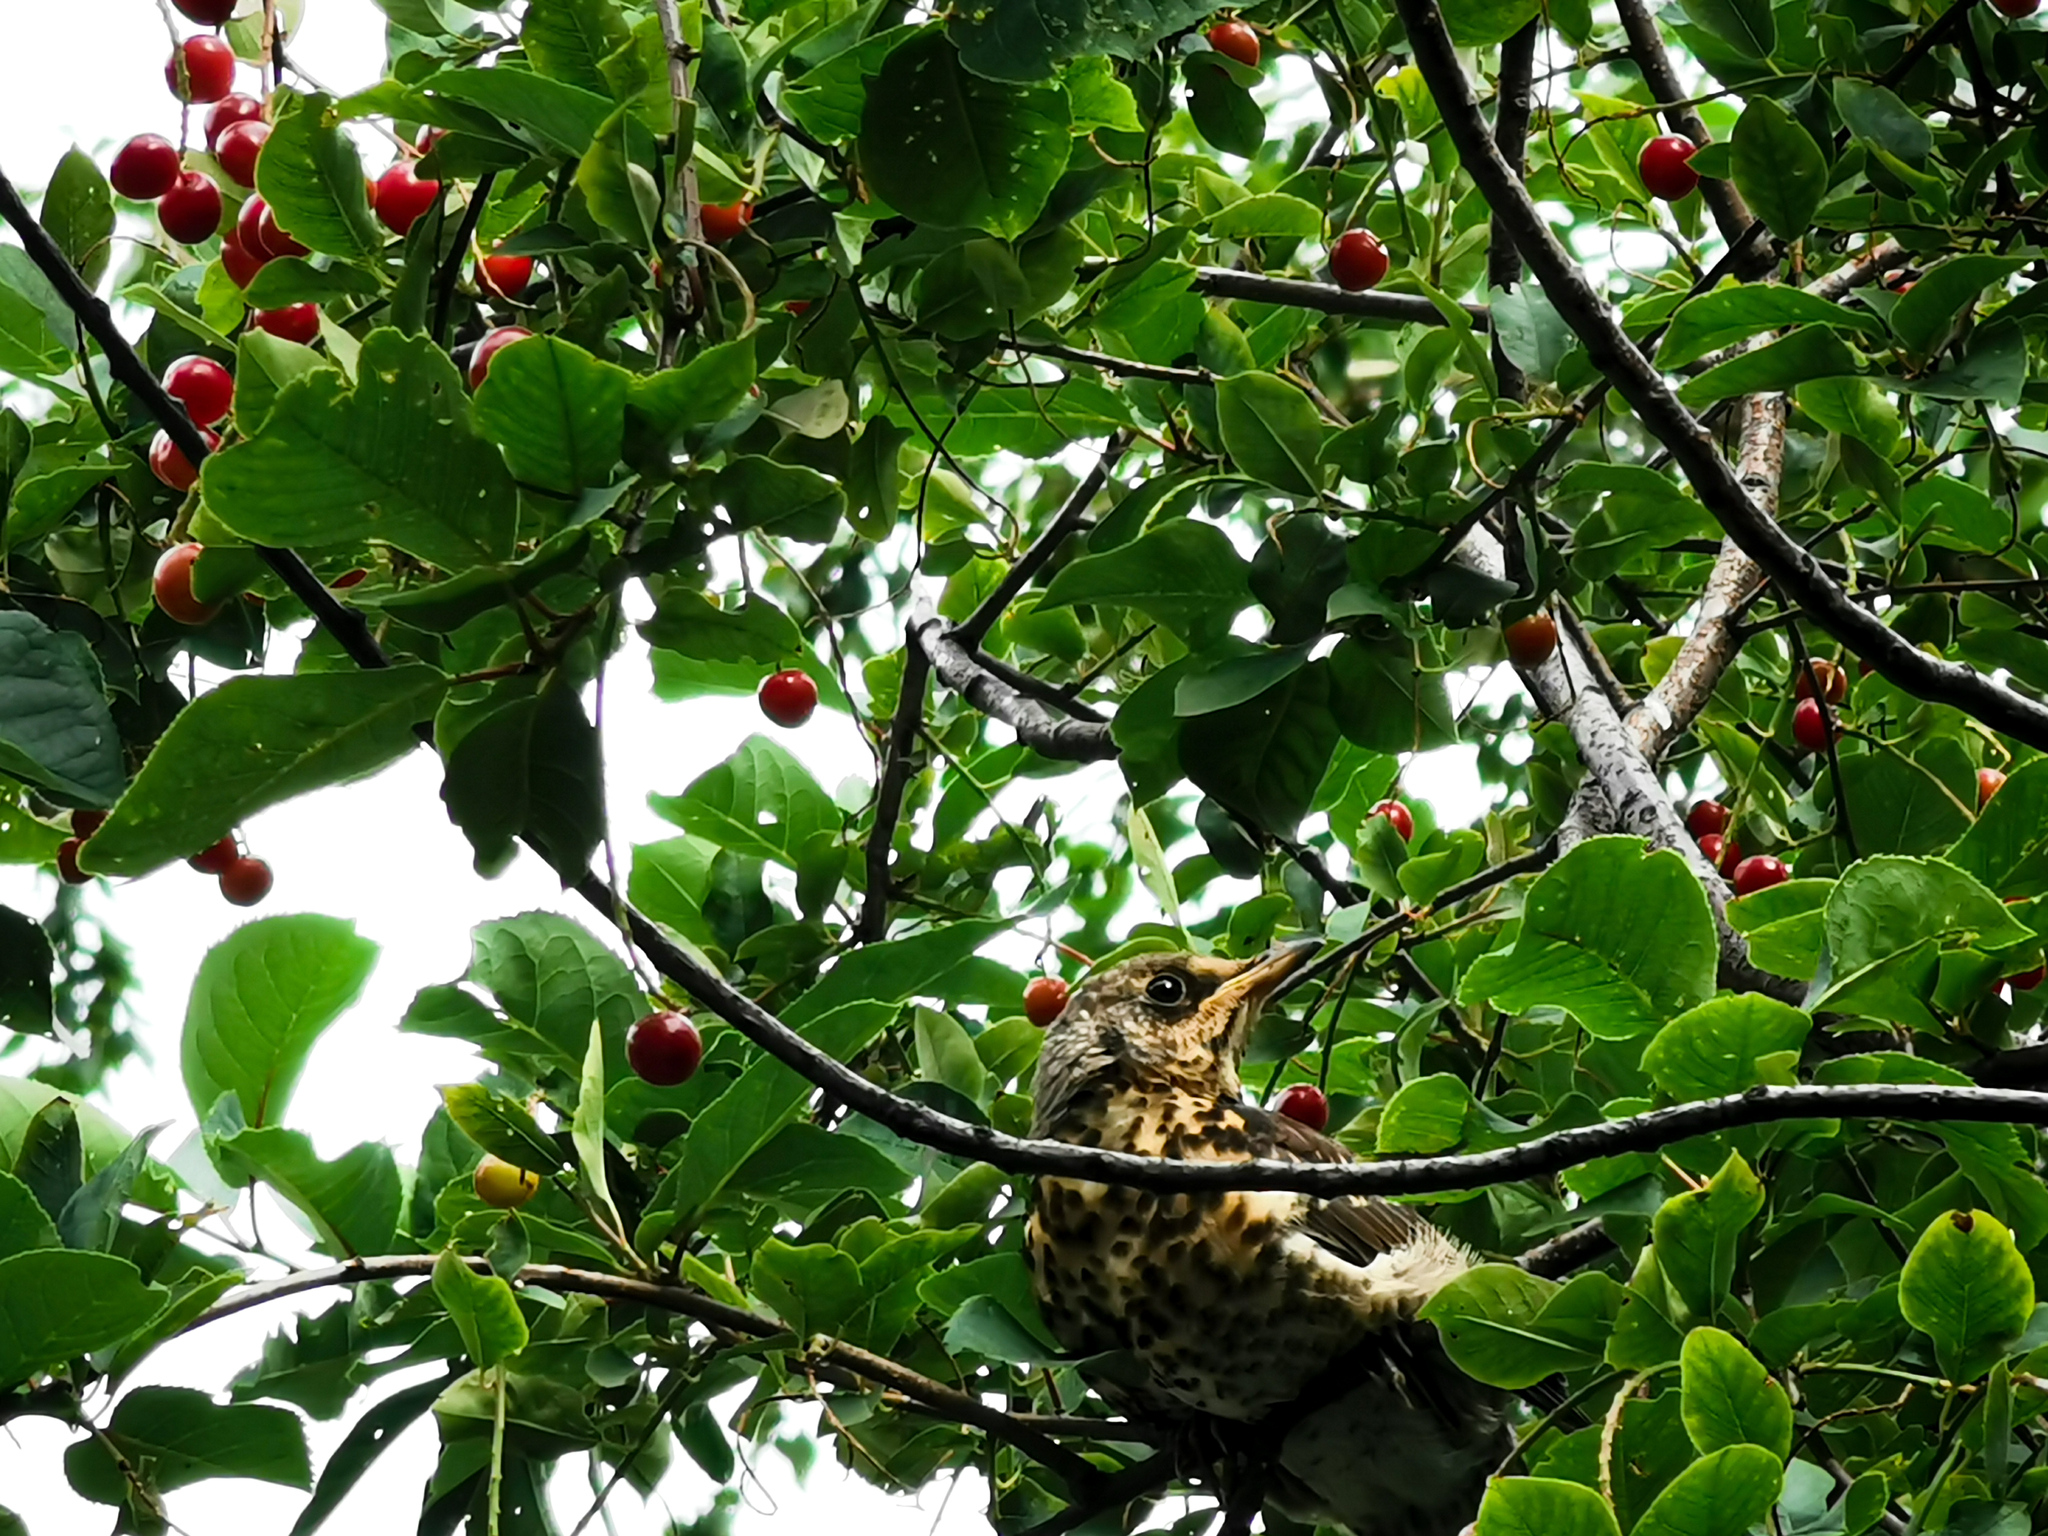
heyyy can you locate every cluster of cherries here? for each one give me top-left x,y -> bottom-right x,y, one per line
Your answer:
56,807 -> 272,907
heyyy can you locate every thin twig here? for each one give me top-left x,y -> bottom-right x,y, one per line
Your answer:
856,636 -> 931,943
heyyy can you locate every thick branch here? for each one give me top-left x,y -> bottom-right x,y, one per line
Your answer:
1488,20 -> 1537,401
855,636 -> 931,943
1190,266 -> 1490,330
1611,0 -> 1756,250
1518,1219 -> 1616,1278
912,617 -> 1119,761
1388,0 -> 2048,753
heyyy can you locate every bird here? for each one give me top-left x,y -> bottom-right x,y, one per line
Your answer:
1024,940 -> 1508,1536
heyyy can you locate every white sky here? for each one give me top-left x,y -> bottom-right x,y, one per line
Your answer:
0,4 -> 1503,1531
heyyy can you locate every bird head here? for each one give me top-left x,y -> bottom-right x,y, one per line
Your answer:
1030,939 -> 1321,1135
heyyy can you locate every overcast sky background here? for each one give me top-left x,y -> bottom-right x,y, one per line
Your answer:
0,3 -> 1508,1530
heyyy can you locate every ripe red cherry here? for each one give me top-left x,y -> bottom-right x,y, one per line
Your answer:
627,1010 -> 703,1086
1370,799 -> 1414,842
1732,854 -> 1789,896
189,833 -> 240,873
1273,1083 -> 1330,1132
153,543 -> 222,624
700,202 -> 753,244
219,855 -> 273,906
56,838 -> 90,886
1685,800 -> 1731,839
1792,696 -> 1835,754
1993,0 -> 2039,16
758,668 -> 819,727
2009,963 -> 2047,990
1697,832 -> 1742,876
1330,228 -> 1389,292
205,93 -> 265,150
251,304 -> 320,344
166,36 -> 237,103
1795,658 -> 1848,704
468,325 -> 534,388
236,195 -> 298,259
1503,613 -> 1558,668
784,299 -> 812,316
1980,767 -> 2008,808
163,356 -> 234,426
71,809 -> 107,838
478,250 -> 534,300
158,172 -> 223,244
149,427 -> 218,493
219,231 -> 266,288
110,135 -> 181,200
173,0 -> 240,21
1206,20 -> 1261,67
214,120 -> 270,188
1023,975 -> 1070,1026
1639,135 -> 1700,200
374,164 -> 442,235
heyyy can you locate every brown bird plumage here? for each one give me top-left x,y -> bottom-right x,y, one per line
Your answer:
1025,942 -> 1507,1536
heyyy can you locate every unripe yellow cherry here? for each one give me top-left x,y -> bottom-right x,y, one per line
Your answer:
473,1153 -> 541,1209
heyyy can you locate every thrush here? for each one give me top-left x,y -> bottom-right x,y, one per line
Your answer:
1025,941 -> 1508,1536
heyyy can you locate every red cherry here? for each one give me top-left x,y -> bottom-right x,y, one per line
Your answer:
784,299 -> 812,315
1639,135 -> 1701,201
700,202 -> 753,244
1697,832 -> 1727,870
468,325 -> 535,388
1732,855 -> 1789,896
1685,800 -> 1731,839
219,856 -> 273,906
214,120 -> 270,188
1330,228 -> 1389,292
1273,1083 -> 1330,1132
152,543 -> 222,624
189,833 -> 240,874
1993,0 -> 2039,16
257,202 -> 307,258
1206,20 -> 1261,67
166,36 -> 237,103
1792,696 -> 1835,755
219,231 -> 267,288
1980,768 -> 2008,808
374,164 -> 442,235
1369,799 -> 1414,842
1023,975 -> 1070,1026
71,809 -> 107,838
1503,613 -> 1558,668
758,668 -> 819,727
478,250 -> 534,300
204,93 -> 266,151
163,356 -> 234,426
331,568 -> 367,590
1794,658 -> 1848,704
173,0 -> 240,21
56,838 -> 91,885
158,172 -> 224,245
149,427 -> 218,493
110,135 -> 181,200
627,1010 -> 703,1086
251,305 -> 320,344
2008,963 -> 2047,990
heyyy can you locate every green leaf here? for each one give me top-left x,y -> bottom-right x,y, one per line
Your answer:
233,329 -> 327,436
286,1375 -> 445,1536
0,907 -> 51,1038
1185,56 -> 1266,157
628,336 -> 756,448
464,911 -> 646,1082
1679,1327 -> 1794,1458
0,1248 -> 164,1390
65,1387 -> 311,1504
1677,327 -> 1863,409
1798,377 -> 1901,454
43,147 -> 114,289
181,915 -> 379,1130
1951,759 -> 2048,894
1659,286 -> 1882,371
203,329 -> 519,570
418,64 -> 616,155
858,30 -> 1072,239
1642,996 -> 1812,1101
1892,255 -> 2034,358
254,91 -> 382,260
1041,517 -> 1252,647
1833,79 -> 1931,167
652,734 -> 838,870
441,675 -> 605,882
576,105 -> 661,243
1476,1476 -> 1621,1536
752,1237 -> 865,1339
433,1249 -> 529,1368
1729,100 -> 1824,241
1630,1445 -> 1784,1536
58,1126 -> 161,1253
241,256 -> 383,309
1216,372 -> 1328,497
83,665 -> 447,877
1420,1265 -> 1603,1388
0,610 -> 124,807
1327,635 -> 1461,752
440,1085 -> 566,1174
704,456 -> 846,537
213,1126 -> 402,1260
471,335 -> 630,494
1900,1209 -> 2034,1381
1817,856 -> 2028,1030
1458,837 -> 1718,1038
1652,1152 -> 1764,1319
1206,193 -> 1323,241
522,0 -> 629,94
948,0 -> 1209,81
572,1020 -> 623,1238
0,1169 -> 59,1260
1676,0 -> 1773,58
1180,658 -> 1339,835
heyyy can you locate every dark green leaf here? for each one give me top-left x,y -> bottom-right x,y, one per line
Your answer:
0,610 -> 124,807
433,1249 -> 528,1368
0,1249 -> 164,1390
1729,100 -> 1827,243
254,91 -> 383,260
441,675 -> 605,882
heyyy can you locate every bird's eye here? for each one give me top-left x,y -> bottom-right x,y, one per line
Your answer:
1144,972 -> 1188,1006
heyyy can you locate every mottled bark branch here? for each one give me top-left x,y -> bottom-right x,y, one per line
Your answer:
911,616 -> 1120,762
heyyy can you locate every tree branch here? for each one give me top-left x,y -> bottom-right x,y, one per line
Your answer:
1386,0 -> 2048,753
957,435 -> 1125,649
1190,266 -> 1490,330
1611,0 -> 1757,251
855,636 -> 931,944
1488,20 -> 1537,401
911,616 -> 1119,762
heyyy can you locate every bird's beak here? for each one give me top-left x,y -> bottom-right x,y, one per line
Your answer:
1211,937 -> 1322,1015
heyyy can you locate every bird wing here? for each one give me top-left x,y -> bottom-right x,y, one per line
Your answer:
1239,1100 -> 1435,1267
